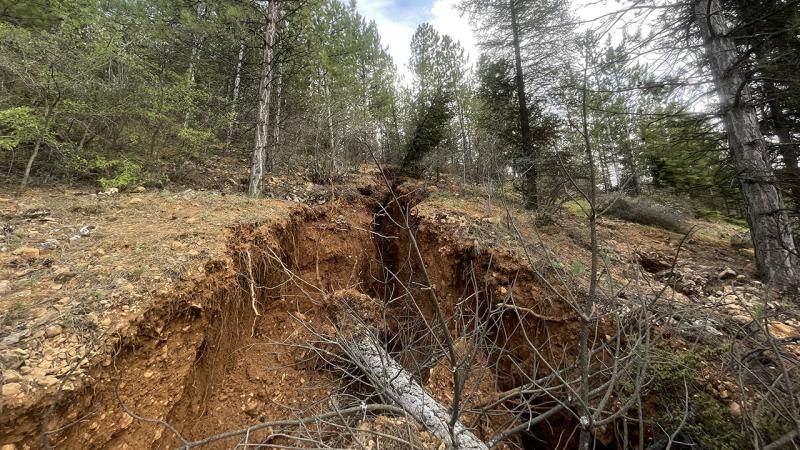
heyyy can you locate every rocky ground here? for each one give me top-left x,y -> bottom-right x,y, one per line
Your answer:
0,172 -> 798,449
0,188 -> 294,406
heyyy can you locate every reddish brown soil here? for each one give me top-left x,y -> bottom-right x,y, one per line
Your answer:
1,173 -> 792,450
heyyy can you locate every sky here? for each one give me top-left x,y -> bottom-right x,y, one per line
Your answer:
353,0 -> 477,84
353,0 -> 618,85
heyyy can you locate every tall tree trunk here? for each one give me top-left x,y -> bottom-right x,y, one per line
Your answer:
225,39 -> 245,150
273,58 -> 284,161
321,68 -> 337,177
621,118 -> 641,196
22,100 -> 56,188
455,95 -> 471,183
611,70 -> 641,196
184,2 -> 207,129
248,0 -> 278,197
695,0 -> 798,285
509,0 -> 537,209
390,94 -> 401,161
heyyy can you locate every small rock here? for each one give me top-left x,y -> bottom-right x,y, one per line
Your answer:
36,375 -> 60,387
53,272 -> 77,283
1,383 -> 22,396
0,280 -> 10,294
45,325 -> 63,338
12,247 -> 40,258
1,332 -> 26,348
120,414 -> 134,428
1,442 -> 18,450
100,187 -> 119,195
38,239 -> 59,250
11,289 -> 32,299
718,267 -> 737,280
127,198 -> 144,206
4,370 -> 22,383
22,208 -> 50,219
78,225 -> 96,237
134,186 -> 146,192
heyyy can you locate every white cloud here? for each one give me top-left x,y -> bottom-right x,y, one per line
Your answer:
428,0 -> 478,65
354,1 -> 417,85
355,0 -> 478,85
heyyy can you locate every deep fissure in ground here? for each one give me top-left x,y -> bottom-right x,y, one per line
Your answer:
18,196 -> 586,449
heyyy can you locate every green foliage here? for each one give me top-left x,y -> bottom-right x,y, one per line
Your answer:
570,260 -> 585,276
399,90 -> 454,178
177,127 -> 216,157
649,345 -> 703,388
683,393 -> 748,450
474,55 -> 559,186
92,157 -> 142,191
0,107 -> 43,150
640,110 -> 735,201
603,196 -> 691,233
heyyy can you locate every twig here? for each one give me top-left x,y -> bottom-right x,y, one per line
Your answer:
175,404 -> 406,449
245,249 -> 261,317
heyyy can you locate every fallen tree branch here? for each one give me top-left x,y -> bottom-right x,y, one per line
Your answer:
341,329 -> 489,450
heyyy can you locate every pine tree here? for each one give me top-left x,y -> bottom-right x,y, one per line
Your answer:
461,0 -> 572,209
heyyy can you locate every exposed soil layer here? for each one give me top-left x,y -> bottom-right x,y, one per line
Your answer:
1,186 -> 578,450
3,176 -> 797,450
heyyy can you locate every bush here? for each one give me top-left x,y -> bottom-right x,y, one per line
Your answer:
92,157 -> 142,191
177,126 -> 216,158
603,196 -> 690,233
684,393 -> 748,450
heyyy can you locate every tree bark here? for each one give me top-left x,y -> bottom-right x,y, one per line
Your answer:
249,0 -> 279,197
694,0 -> 798,285
22,100 -> 56,188
273,57 -> 284,158
510,0 -> 537,210
184,2 -> 207,129
345,332 -> 489,450
225,39 -> 245,150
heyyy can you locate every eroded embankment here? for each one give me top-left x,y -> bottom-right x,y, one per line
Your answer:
2,193 -> 578,449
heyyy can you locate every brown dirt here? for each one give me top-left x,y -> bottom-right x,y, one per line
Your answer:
1,173 -> 796,449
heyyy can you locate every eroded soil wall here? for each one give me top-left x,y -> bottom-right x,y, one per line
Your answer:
3,196 -> 577,449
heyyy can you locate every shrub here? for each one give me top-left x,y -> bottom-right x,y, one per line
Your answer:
684,393 -> 748,450
603,196 -> 690,233
649,345 -> 703,388
177,126 -> 216,158
92,157 -> 142,191
0,106 -> 45,150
